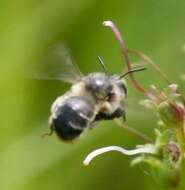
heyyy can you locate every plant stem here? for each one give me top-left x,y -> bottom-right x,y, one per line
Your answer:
103,21 -> 147,95
114,119 -> 152,142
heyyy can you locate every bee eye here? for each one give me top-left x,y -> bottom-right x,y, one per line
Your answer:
118,82 -> 127,95
107,91 -> 116,102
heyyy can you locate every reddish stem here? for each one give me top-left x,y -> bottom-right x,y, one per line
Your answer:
103,21 -> 147,95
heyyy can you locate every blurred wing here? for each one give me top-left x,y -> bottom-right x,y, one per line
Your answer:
29,44 -> 83,84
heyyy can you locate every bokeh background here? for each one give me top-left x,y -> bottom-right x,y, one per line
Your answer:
0,0 -> 185,190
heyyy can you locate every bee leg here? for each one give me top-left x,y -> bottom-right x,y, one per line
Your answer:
42,125 -> 54,138
89,122 -> 98,129
122,112 -> 126,122
95,107 -> 126,121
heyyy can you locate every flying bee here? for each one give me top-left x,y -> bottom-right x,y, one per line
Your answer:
37,44 -> 145,141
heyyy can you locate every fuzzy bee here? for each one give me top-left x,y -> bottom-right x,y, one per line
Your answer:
39,45 -> 145,141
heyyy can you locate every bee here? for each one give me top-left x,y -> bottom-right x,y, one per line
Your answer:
39,45 -> 145,141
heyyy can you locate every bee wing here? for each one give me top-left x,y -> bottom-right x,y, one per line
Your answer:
29,44 -> 83,84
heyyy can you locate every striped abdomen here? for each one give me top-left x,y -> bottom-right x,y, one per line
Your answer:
51,96 -> 94,141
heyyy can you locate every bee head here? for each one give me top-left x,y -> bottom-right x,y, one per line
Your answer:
93,56 -> 145,100
86,73 -> 113,100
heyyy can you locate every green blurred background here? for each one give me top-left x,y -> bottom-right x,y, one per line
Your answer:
0,0 -> 185,190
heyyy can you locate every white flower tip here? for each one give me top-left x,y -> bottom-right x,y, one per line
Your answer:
157,120 -> 165,126
150,85 -> 157,90
103,20 -> 114,27
83,159 -> 90,166
169,83 -> 178,91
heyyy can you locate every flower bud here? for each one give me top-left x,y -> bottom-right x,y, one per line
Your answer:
157,101 -> 184,127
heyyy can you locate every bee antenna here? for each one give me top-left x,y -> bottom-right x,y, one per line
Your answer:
119,67 -> 146,79
97,56 -> 108,74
